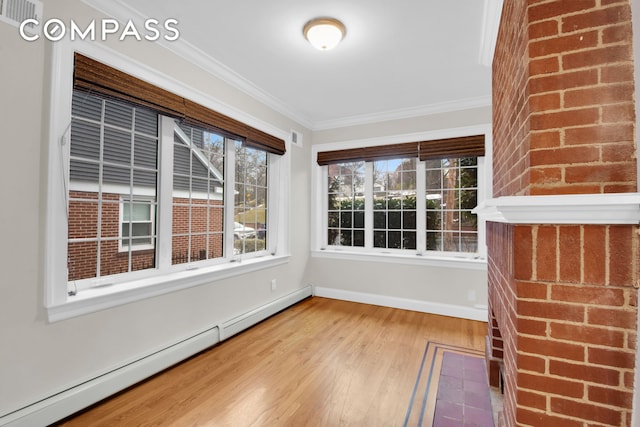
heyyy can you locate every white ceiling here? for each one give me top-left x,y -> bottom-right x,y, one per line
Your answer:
90,0 -> 499,130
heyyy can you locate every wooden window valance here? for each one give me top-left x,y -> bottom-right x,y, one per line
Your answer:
73,52 -> 286,155
316,135 -> 484,165
418,135 -> 485,161
316,142 -> 419,166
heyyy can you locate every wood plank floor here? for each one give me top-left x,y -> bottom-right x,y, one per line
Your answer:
56,297 -> 487,426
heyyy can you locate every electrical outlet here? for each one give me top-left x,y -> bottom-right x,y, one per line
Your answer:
271,279 -> 277,291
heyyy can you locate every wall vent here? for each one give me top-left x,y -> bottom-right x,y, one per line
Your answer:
291,129 -> 303,147
0,0 -> 42,35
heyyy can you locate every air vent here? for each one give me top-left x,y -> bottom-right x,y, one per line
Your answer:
291,129 -> 303,147
0,0 -> 42,35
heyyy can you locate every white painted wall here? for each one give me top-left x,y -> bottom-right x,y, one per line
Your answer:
0,0 -> 311,419
305,107 -> 492,320
0,0 -> 491,421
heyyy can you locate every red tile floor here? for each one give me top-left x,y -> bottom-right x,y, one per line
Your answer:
404,342 -> 495,427
433,352 -> 495,427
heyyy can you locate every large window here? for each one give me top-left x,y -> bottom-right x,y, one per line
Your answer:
317,136 -> 485,258
67,89 -> 276,289
44,48 -> 287,314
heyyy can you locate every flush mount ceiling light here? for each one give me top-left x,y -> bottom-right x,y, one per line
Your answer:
303,17 -> 346,51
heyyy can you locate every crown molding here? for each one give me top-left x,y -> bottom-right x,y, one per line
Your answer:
311,95 -> 492,131
478,0 -> 504,67
474,193 -> 640,225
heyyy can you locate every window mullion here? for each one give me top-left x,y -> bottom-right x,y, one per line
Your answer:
266,153 -> 277,254
364,162 -> 374,249
224,139 -> 236,259
320,165 -> 329,249
156,116 -> 175,269
416,160 -> 426,254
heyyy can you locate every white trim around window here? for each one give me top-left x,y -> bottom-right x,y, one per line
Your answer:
44,39 -> 291,322
310,124 -> 492,268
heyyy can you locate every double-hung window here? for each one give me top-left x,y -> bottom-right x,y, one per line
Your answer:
120,200 -> 155,251
46,47 -> 287,317
317,136 -> 485,259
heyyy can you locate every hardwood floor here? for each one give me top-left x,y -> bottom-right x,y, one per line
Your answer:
57,297 -> 487,426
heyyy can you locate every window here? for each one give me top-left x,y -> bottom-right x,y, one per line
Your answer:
425,157 -> 478,253
120,200 -> 155,251
327,162 -> 365,247
66,88 -> 277,289
316,135 -> 485,259
172,123 -> 225,264
234,142 -> 268,255
45,46 -> 288,316
373,158 -> 417,250
68,92 -> 159,281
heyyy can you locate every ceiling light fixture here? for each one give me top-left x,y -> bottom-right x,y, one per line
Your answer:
303,17 -> 346,51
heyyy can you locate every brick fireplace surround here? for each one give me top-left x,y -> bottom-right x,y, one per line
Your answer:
485,1 -> 640,426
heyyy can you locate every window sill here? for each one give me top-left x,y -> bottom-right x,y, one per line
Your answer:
311,249 -> 486,270
46,254 -> 290,323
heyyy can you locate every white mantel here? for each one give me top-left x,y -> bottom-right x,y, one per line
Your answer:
473,193 -> 640,225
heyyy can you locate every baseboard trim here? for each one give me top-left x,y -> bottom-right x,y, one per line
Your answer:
0,286 -> 312,427
312,286 -> 488,322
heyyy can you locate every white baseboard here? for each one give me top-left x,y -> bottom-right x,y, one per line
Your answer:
312,286 -> 488,322
0,286 -> 312,427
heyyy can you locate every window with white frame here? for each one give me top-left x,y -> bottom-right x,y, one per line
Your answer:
234,141 -> 269,255
373,158 -> 417,250
58,51 -> 284,297
425,157 -> 478,253
327,161 -> 366,247
120,200 -> 155,251
68,91 -> 159,280
317,136 -> 485,258
172,123 -> 226,264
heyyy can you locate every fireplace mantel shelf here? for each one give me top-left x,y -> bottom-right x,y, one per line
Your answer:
473,193 -> 640,225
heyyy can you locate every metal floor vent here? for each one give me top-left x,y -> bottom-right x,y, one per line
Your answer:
0,0 -> 42,35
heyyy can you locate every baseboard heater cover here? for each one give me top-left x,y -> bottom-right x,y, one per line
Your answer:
0,285 -> 312,427
219,286 -> 313,340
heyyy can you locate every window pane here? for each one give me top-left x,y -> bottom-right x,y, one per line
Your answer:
172,123 -> 226,264
327,161 -> 365,248
234,141 -> 268,255
67,90 -> 158,282
371,158 -> 416,250
373,231 -> 386,248
403,231 -> 417,250
122,202 -> 151,221
425,157 -> 478,253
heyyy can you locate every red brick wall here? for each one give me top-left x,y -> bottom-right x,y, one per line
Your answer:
490,1 -> 638,426
172,197 -> 224,263
68,191 -> 224,281
527,0 -> 637,195
492,0 -> 530,198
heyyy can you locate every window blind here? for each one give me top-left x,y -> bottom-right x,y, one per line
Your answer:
316,142 -> 419,166
73,53 -> 286,155
316,135 -> 484,165
418,135 -> 484,161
